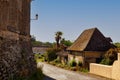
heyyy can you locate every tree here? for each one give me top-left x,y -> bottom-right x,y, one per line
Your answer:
100,48 -> 117,65
31,35 -> 36,42
55,31 -> 63,48
114,42 -> 120,48
31,35 -> 53,47
60,38 -> 73,47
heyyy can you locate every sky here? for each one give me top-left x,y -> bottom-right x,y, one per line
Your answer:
31,0 -> 120,43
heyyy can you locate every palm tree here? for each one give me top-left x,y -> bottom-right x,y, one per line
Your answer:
55,31 -> 63,48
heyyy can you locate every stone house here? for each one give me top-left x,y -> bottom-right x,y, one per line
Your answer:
67,28 -> 115,67
56,50 -> 68,64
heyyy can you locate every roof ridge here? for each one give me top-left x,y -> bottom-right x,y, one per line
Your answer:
85,27 -> 98,31
83,28 -> 97,50
67,27 -> 97,51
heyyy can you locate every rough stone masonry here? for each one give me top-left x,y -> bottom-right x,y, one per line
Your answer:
0,0 -> 36,80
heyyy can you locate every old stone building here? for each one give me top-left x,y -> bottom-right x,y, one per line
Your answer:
0,0 -> 36,79
67,28 -> 115,67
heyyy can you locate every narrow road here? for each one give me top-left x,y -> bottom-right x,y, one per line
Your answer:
37,62 -> 108,80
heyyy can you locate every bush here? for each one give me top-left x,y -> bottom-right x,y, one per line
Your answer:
70,67 -> 77,71
69,59 -> 77,67
44,48 -> 60,62
77,61 -> 83,67
29,66 -> 44,80
79,67 -> 89,73
100,48 -> 117,65
100,58 -> 112,65
34,54 -> 45,63
54,57 -> 61,63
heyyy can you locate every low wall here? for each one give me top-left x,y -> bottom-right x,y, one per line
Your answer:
90,53 -> 120,80
90,63 -> 112,78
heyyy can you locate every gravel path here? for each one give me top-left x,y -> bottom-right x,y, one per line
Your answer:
37,62 -> 108,80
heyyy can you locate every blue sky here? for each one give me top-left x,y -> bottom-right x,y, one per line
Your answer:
31,0 -> 120,43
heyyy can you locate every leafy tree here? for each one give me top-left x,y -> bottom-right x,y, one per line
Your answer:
31,35 -> 53,47
55,31 -> 63,48
114,42 -> 120,48
31,41 -> 43,47
100,48 -> 117,65
43,42 -> 53,47
31,35 -> 36,42
60,38 -> 73,47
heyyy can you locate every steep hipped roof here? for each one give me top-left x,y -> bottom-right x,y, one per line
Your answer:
67,28 -> 113,51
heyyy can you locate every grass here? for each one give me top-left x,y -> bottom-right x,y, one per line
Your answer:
29,66 -> 44,80
35,54 -> 45,63
36,58 -> 44,63
48,59 -> 89,73
34,54 -> 89,73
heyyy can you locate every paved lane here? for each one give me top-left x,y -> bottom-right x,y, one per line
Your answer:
37,62 -> 108,80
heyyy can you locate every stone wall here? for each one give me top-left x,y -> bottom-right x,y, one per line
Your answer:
68,51 -> 104,66
90,63 -> 112,78
0,0 -> 36,80
0,37 -> 36,79
90,53 -> 120,80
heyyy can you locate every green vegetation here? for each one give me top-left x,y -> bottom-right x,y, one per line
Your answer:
44,48 -> 60,62
31,35 -> 53,47
54,31 -> 73,49
29,66 -> 44,80
100,48 -> 117,65
77,61 -> 83,67
55,31 -> 63,48
69,59 -> 77,67
34,54 -> 45,63
9,66 -> 44,80
77,67 -> 89,73
100,58 -> 111,65
114,42 -> 120,48
48,59 -> 88,73
31,33 -> 73,48
60,38 -> 73,47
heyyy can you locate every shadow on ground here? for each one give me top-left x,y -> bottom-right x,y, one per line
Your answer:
44,75 -> 56,80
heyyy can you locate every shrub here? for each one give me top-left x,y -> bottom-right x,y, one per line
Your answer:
54,57 -> 61,63
77,61 -> 83,67
44,48 -> 60,62
29,66 -> 44,80
69,59 -> 77,67
34,54 -> 45,63
70,67 -> 77,71
100,48 -> 117,65
79,67 -> 89,73
100,58 -> 112,65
